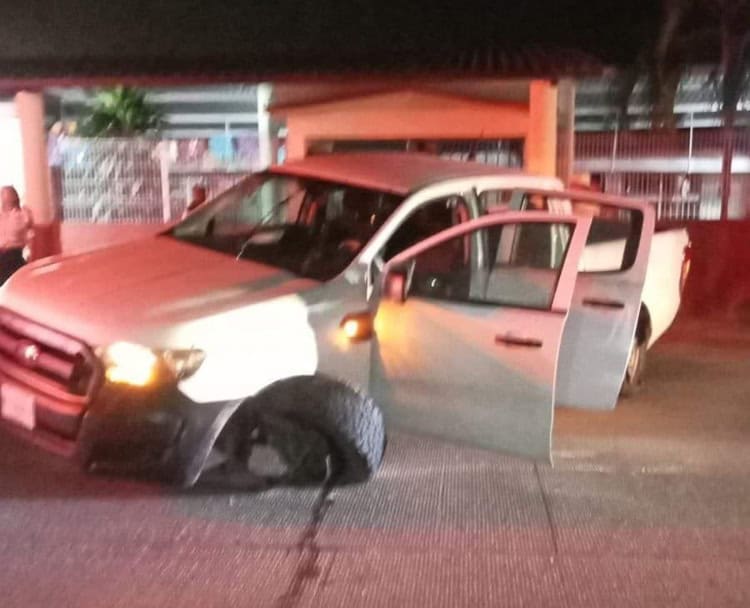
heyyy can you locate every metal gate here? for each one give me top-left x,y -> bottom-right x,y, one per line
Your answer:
55,137 -> 252,223
575,127 -> 750,220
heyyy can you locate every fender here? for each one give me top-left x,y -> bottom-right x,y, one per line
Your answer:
179,373 -> 372,487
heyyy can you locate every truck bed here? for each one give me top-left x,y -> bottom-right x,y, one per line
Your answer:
579,228 -> 689,346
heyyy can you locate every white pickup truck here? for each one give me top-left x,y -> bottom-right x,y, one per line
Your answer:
0,153 -> 690,487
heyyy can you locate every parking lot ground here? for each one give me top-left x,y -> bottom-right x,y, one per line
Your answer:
0,317 -> 748,607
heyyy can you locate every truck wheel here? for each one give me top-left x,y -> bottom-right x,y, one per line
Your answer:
620,336 -> 647,397
212,376 -> 385,488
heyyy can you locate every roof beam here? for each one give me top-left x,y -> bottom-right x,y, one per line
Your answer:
164,112 -> 258,125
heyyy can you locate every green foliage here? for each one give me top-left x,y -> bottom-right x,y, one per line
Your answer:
79,86 -> 162,137
615,0 -> 749,129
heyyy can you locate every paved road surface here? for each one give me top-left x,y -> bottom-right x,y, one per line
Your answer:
0,319 -> 748,607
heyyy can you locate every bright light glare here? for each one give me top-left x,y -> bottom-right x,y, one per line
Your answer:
104,342 -> 159,387
342,319 -> 361,340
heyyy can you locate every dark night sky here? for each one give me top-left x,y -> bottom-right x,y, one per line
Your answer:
0,0 -> 661,80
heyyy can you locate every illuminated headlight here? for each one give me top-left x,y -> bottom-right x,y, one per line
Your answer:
99,342 -> 205,387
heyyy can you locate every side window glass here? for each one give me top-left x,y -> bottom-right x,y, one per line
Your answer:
407,222 -> 572,311
512,193 -> 643,274
570,203 -> 642,273
408,230 -> 473,301
383,196 -> 469,262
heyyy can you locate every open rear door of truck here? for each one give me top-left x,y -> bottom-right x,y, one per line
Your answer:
509,189 -> 654,410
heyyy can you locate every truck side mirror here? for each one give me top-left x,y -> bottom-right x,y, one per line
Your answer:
383,269 -> 407,303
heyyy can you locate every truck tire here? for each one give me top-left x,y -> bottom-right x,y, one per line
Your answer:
214,376 -> 385,487
620,335 -> 647,397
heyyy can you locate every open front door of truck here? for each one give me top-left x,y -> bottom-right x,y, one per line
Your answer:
370,212 -> 591,462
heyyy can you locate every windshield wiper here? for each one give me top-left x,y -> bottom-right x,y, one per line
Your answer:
235,193 -> 298,260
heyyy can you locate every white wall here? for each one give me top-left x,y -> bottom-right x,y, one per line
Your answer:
0,103 -> 25,197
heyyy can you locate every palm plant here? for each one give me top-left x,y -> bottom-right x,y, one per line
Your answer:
606,0 -> 688,129
80,86 -> 162,137
615,0 -> 749,217
708,0 -> 750,218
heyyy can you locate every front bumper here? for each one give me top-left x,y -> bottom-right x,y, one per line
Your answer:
0,307 -> 241,486
0,375 -> 240,487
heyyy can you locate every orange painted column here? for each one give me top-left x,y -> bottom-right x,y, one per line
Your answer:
525,80 -> 558,176
284,120 -> 307,161
15,91 -> 60,259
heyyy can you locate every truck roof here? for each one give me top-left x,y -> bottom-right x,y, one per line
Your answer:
268,152 -> 523,196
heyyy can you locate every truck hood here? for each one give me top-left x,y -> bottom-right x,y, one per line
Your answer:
0,236 -> 319,345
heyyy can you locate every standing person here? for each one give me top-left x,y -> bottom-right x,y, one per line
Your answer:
0,186 -> 33,285
182,184 -> 208,219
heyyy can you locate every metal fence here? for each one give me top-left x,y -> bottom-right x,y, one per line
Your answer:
55,137 -> 252,223
56,129 -> 750,224
574,127 -> 750,220
58,138 -> 164,223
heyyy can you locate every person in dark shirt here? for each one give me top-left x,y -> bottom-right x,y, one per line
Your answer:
0,186 -> 33,285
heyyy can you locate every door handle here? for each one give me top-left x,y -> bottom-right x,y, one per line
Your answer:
495,334 -> 543,348
582,297 -> 625,310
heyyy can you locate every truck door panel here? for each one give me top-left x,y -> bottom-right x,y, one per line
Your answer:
509,190 -> 654,410
371,212 -> 591,461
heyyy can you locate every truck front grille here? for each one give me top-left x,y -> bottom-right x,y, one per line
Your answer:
0,308 -> 100,403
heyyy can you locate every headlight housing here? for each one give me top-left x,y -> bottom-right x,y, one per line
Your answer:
161,348 -> 206,380
98,342 -> 205,387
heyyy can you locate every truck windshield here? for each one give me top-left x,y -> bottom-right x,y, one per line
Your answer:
169,174 -> 403,281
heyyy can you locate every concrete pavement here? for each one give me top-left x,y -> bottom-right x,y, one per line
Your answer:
0,319 -> 748,607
